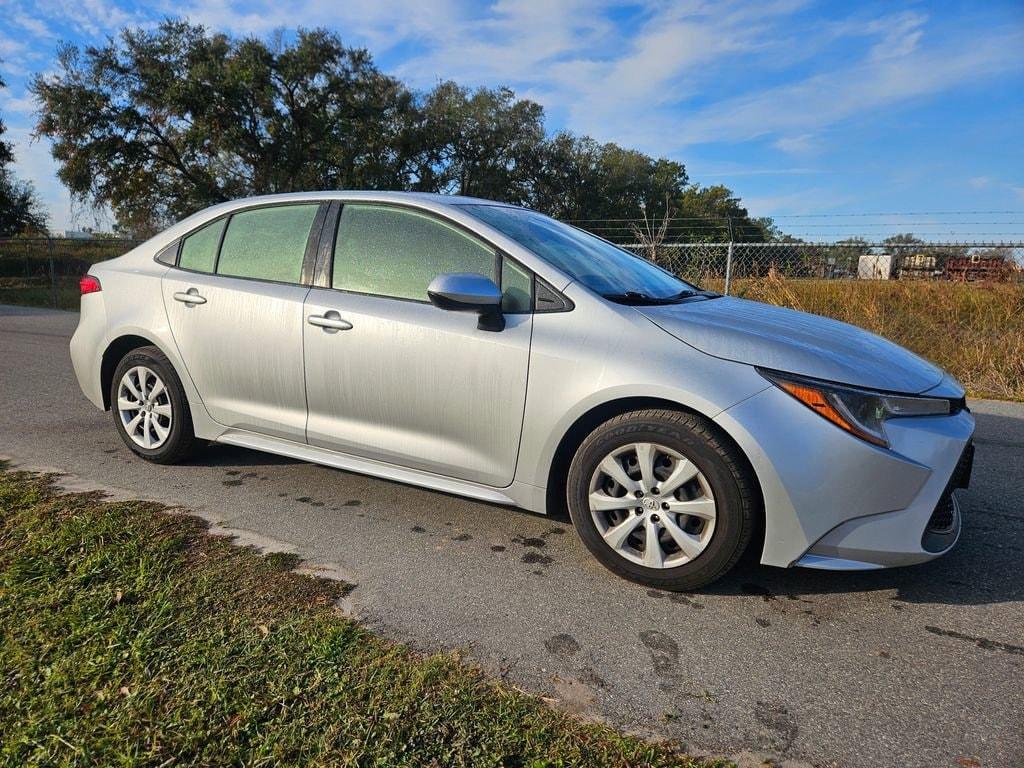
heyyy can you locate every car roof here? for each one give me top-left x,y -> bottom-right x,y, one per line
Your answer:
215,190 -> 516,208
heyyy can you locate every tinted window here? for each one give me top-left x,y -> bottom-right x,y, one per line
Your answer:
178,219 -> 225,273
333,204 -> 496,301
217,204 -> 318,284
461,204 -> 695,301
501,257 -> 532,313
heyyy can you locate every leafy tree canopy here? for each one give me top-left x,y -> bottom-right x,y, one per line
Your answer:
675,184 -> 777,243
32,21 -> 763,239
1,67 -> 48,236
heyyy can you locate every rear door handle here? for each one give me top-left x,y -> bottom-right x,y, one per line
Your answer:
173,289 -> 207,305
307,312 -> 353,331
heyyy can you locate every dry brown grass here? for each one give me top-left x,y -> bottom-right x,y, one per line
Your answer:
728,274 -> 1024,401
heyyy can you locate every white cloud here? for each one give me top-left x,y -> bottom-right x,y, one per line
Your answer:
740,187 -> 856,218
676,28 -> 1024,147
9,12 -> 57,40
774,134 -> 820,155
696,166 -> 822,178
866,11 -> 927,61
2,0 -> 1023,228
31,0 -> 139,37
968,176 -> 1024,202
0,90 -> 36,115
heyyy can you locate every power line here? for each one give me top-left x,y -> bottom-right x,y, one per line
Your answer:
582,223 -> 1024,231
765,211 -> 1024,218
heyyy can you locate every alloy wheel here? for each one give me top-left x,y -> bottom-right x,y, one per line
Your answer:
117,365 -> 173,450
588,442 -> 717,568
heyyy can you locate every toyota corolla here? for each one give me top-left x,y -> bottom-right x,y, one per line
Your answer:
70,192 -> 975,589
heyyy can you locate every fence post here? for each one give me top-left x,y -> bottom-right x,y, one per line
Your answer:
47,237 -> 57,309
724,217 -> 735,296
724,242 -> 734,295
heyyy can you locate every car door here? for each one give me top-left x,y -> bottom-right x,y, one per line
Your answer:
303,203 -> 534,487
161,202 -> 325,442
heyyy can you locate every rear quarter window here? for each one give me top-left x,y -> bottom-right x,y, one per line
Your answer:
178,219 -> 225,273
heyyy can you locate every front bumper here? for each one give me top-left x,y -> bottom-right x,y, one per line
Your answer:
799,439 -> 973,569
714,383 -> 975,569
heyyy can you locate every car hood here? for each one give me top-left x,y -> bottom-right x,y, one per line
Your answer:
639,296 -> 944,394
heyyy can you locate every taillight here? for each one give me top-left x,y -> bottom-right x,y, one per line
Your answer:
80,275 -> 102,295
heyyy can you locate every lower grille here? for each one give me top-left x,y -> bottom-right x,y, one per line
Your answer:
921,441 -> 972,551
927,494 -> 956,533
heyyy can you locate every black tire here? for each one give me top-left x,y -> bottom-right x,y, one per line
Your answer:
110,345 -> 200,464
566,408 -> 758,591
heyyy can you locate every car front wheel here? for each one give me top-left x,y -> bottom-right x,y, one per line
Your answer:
566,408 -> 758,591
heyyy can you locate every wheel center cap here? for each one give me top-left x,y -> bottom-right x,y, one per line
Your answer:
642,497 -> 658,511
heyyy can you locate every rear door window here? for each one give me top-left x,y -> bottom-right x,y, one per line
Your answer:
216,204 -> 319,284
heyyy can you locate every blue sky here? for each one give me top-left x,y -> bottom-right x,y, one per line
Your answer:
1,0 -> 1022,240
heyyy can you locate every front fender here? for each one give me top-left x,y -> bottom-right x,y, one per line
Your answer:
513,298 -> 771,497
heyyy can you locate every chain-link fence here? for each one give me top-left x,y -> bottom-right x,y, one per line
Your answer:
0,237 -> 142,310
615,241 -> 1024,400
1,234 -> 1021,306
619,241 -> 1024,292
0,233 -> 1021,398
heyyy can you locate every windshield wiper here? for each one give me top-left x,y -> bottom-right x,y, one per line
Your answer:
603,289 -> 698,305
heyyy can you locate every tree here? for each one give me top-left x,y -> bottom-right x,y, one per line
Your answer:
32,22 -> 422,235
30,20 -> 768,243
531,133 -> 687,226
674,184 -> 775,243
0,67 -> 47,236
419,82 -> 546,203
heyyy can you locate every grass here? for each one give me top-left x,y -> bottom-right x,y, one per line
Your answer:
0,277 -> 79,310
0,469 -> 719,768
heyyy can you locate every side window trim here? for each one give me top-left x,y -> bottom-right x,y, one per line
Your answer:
301,203 -> 331,286
313,201 -> 341,289
211,212 -> 231,275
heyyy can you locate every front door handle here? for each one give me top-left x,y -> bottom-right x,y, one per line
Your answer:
173,289 -> 207,305
307,312 -> 353,331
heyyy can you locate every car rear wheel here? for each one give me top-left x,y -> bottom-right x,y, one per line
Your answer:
110,346 -> 199,464
566,408 -> 758,591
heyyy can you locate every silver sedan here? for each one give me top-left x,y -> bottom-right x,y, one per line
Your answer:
70,192 -> 975,589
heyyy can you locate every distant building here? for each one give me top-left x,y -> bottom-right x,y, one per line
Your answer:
857,253 -> 893,280
54,230 -> 94,239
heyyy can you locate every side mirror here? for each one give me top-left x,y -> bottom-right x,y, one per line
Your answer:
427,273 -> 505,331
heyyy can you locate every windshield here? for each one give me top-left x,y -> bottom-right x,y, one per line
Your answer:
460,204 -> 696,302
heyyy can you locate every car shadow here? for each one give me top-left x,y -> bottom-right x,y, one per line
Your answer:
185,443 -> 302,467
176,405 -> 1022,607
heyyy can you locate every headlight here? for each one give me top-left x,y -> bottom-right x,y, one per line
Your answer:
758,368 -> 955,449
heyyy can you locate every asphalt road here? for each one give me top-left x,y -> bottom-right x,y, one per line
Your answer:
2,304 -> 1022,768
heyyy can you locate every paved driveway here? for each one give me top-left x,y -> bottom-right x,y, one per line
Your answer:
2,304 -> 1021,767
